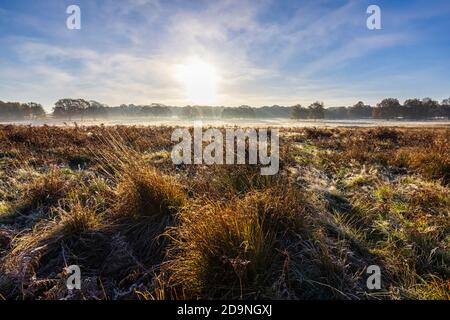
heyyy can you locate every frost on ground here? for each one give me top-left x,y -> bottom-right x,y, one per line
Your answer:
0,125 -> 448,300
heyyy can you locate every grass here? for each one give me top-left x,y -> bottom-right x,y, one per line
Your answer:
114,163 -> 186,219
0,125 -> 448,300
111,156 -> 187,269
17,169 -> 77,211
164,188 -> 311,299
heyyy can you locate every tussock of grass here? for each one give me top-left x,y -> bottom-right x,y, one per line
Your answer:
408,152 -> 449,186
113,164 -> 186,268
16,169 -> 77,214
3,199 -> 109,298
165,188 -> 310,299
114,164 -> 186,219
58,200 -> 102,234
165,190 -> 275,298
210,166 -> 279,196
97,138 -> 188,277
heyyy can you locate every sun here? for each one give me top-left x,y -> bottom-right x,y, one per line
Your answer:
175,58 -> 219,105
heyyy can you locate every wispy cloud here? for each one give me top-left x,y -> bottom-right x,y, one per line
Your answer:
0,0 -> 449,109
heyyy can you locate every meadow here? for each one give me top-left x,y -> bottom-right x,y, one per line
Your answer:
0,124 -> 448,300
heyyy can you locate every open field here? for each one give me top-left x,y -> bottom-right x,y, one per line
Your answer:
1,118 -> 450,128
0,125 -> 449,300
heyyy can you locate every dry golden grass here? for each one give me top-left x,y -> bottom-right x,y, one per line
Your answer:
0,125 -> 448,300
114,164 -> 186,220
164,188 -> 312,299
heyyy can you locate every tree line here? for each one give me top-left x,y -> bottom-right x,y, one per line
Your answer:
291,98 -> 450,120
0,101 -> 45,120
50,99 -> 294,119
1,97 -> 449,120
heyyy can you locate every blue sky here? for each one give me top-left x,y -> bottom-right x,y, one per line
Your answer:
0,0 -> 450,110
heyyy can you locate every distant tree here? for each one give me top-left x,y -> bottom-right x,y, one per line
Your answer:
354,101 -> 365,109
373,98 -> 402,119
441,98 -> 450,118
401,97 -> 442,119
422,98 -> 440,118
117,104 -> 140,117
222,105 -> 256,119
237,105 -> 256,118
257,105 -> 291,118
87,100 -> 108,119
143,104 -> 171,117
403,99 -> 424,119
53,99 -> 90,119
325,106 -> 348,119
0,101 -> 45,119
0,101 -> 24,118
182,105 -> 201,119
348,101 -> 372,118
27,102 -> 45,118
291,104 -> 308,119
307,101 -> 325,120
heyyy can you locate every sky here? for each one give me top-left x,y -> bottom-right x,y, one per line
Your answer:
0,0 -> 450,111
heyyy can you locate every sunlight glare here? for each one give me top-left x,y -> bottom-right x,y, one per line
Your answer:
175,59 -> 219,105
